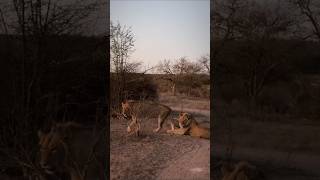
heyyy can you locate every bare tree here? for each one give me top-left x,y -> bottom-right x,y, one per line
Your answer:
212,0 -> 246,59
198,54 -> 210,74
5,0 -> 100,119
237,2 -> 292,105
110,21 -> 136,74
214,0 -> 294,108
0,4 -> 9,34
0,0 -> 101,178
11,0 -> 99,35
110,22 -> 159,106
158,57 -> 204,96
290,0 -> 320,40
212,0 -> 248,79
110,21 -> 136,104
158,59 -> 178,96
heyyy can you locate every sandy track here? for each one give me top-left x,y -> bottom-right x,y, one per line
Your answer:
156,139 -> 210,180
110,108 -> 210,180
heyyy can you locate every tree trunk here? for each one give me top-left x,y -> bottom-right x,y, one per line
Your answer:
172,83 -> 176,96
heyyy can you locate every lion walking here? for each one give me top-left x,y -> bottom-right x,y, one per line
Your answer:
121,100 -> 173,134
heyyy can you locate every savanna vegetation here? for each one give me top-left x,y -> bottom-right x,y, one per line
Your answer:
109,20 -> 210,180
0,1 -> 107,179
110,21 -> 210,113
212,0 -> 320,179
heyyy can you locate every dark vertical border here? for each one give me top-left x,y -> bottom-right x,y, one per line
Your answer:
210,0 -> 214,179
106,0 -> 110,179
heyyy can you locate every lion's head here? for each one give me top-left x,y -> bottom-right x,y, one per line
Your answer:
121,100 -> 131,118
38,122 -> 81,174
38,122 -> 106,179
178,112 -> 194,128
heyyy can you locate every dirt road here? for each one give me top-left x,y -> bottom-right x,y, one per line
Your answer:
110,107 -> 210,180
156,139 -> 210,180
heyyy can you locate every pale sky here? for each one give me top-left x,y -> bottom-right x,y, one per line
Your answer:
110,0 -> 210,70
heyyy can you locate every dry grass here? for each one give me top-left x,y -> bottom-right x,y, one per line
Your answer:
159,93 -> 210,111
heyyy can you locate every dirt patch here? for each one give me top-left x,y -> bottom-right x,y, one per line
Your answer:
110,105 -> 210,180
156,139 -> 210,180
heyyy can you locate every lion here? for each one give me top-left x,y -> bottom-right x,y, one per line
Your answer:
38,122 -> 106,180
221,161 -> 264,180
166,112 -> 210,139
121,100 -> 173,134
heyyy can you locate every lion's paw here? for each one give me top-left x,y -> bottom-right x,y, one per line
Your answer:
153,128 -> 160,133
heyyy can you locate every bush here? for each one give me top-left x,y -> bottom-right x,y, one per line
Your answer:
110,73 -> 158,110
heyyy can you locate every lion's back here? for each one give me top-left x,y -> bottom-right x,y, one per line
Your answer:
189,121 -> 210,139
190,127 -> 210,139
126,100 -> 171,118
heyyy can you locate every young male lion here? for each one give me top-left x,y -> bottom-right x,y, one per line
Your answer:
166,112 -> 210,139
121,100 -> 173,134
38,122 -> 106,180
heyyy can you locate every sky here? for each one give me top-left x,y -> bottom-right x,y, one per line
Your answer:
110,0 -> 210,71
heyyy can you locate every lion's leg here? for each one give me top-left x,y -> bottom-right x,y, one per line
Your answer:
153,113 -> 168,132
153,115 -> 162,132
179,122 -> 184,129
170,123 -> 175,130
164,118 -> 180,131
166,127 -> 189,135
170,119 -> 174,130
121,107 -> 127,118
153,108 -> 171,133
136,122 -> 141,136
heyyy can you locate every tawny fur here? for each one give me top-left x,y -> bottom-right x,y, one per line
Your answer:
121,100 -> 172,134
166,112 -> 210,139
